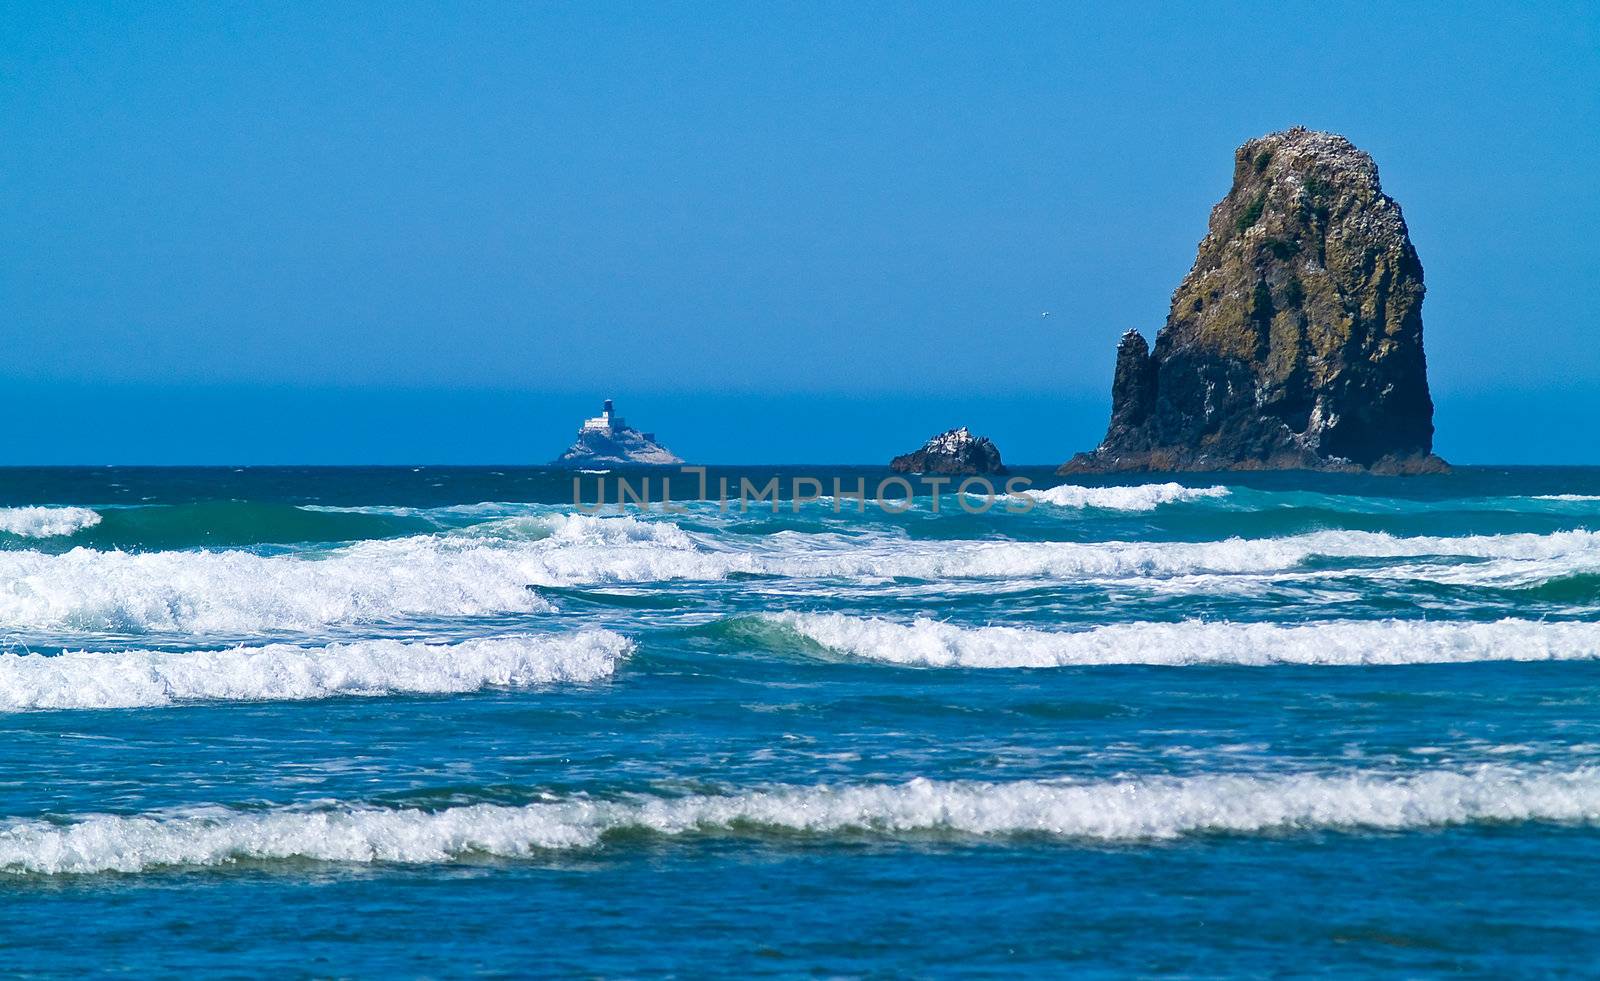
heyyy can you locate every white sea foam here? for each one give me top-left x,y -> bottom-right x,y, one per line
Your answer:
1021,483 -> 1230,511
728,528 -> 1600,588
5,517 -> 1600,633
0,513 -> 705,632
0,631 -> 630,710
0,506 -> 102,539
1368,555 -> 1600,592
765,613 -> 1600,668
0,542 -> 553,633
5,766 -> 1597,874
1533,494 -> 1600,502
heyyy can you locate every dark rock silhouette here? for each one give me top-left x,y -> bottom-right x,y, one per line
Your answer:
891,427 -> 1006,475
1063,128 -> 1447,475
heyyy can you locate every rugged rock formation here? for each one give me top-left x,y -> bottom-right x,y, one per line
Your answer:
554,429 -> 682,467
891,427 -> 1006,475
1062,128 -> 1447,475
552,399 -> 683,467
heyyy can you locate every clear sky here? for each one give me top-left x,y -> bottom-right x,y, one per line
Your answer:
2,2 -> 1597,464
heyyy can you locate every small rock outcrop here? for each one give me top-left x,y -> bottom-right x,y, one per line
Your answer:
1062,128 -> 1448,475
891,427 -> 1006,475
552,399 -> 683,467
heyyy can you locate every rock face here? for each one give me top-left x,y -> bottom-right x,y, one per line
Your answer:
1062,128 -> 1447,475
552,400 -> 683,467
554,429 -> 682,467
891,427 -> 1006,475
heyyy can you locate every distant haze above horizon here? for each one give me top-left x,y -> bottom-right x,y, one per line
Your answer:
3,3 -> 1596,464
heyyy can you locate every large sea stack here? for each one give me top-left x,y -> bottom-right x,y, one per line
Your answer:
1062,128 -> 1447,475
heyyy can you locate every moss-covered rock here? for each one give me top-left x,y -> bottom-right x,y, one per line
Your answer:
1062,127 -> 1447,475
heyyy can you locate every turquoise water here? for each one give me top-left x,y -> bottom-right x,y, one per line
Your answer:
4,466 -> 1600,976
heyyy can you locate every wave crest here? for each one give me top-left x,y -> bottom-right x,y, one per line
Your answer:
1022,483 -> 1230,511
0,631 -> 631,710
6,519 -> 1600,633
5,766 -> 1597,874
763,612 -> 1600,668
0,507 -> 102,539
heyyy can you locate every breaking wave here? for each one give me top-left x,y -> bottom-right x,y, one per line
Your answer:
6,516 -> 1600,632
5,766 -> 1597,874
0,631 -> 630,710
761,613 -> 1600,668
1022,483 -> 1230,511
0,513 -> 699,632
0,506 -> 102,539
0,543 -> 553,634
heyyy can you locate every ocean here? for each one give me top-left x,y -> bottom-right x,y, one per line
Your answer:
3,465 -> 1600,976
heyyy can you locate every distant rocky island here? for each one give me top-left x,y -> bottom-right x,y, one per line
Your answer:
551,399 -> 682,467
1062,127 -> 1448,475
891,427 -> 1006,475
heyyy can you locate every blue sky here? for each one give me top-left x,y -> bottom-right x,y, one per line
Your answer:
2,2 -> 1596,464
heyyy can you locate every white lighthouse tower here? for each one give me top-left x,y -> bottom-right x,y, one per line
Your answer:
579,398 -> 626,434
554,397 -> 681,466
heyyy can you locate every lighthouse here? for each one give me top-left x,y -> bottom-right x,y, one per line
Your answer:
555,398 -> 680,466
579,399 -> 627,434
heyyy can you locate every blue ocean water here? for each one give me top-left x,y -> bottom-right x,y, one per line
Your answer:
3,465 -> 1600,976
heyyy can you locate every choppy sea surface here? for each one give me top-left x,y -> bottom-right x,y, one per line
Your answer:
4,465 -> 1600,976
